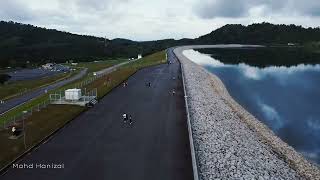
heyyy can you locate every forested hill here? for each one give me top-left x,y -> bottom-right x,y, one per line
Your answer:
0,21 -> 319,68
0,21 -> 183,68
0,21 -> 108,67
197,23 -> 320,44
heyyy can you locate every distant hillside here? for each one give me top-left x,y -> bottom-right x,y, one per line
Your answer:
0,21 -> 319,68
0,21 -> 107,67
0,21 -> 182,68
197,22 -> 320,45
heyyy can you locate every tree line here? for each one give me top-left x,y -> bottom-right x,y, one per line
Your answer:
0,21 -> 319,68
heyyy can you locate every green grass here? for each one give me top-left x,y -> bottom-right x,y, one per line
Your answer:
67,59 -> 127,73
75,50 -> 166,98
0,59 -> 127,123
124,51 -> 167,69
0,50 -> 166,169
0,105 -> 84,168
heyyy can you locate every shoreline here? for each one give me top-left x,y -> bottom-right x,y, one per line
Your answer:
174,45 -> 320,179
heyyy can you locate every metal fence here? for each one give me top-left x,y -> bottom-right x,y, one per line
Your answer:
49,88 -> 97,103
1,88 -> 97,131
1,99 -> 51,130
71,72 -> 105,89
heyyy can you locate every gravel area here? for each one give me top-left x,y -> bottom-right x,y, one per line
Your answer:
174,46 -> 320,180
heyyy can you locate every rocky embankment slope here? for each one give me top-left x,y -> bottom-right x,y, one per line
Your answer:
174,46 -> 320,180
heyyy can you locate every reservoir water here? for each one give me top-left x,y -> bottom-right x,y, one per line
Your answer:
183,47 -> 320,165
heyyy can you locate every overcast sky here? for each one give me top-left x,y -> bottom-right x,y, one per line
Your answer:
0,0 -> 319,41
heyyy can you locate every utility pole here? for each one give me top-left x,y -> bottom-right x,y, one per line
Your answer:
22,111 -> 27,149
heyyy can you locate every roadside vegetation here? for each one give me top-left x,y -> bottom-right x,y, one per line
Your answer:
66,59 -> 127,73
0,105 -> 84,168
0,59 -> 129,122
0,71 -> 74,100
0,59 -> 125,101
86,51 -> 166,98
0,50 -> 166,170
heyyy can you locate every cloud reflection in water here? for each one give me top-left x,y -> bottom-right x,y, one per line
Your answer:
183,49 -> 320,165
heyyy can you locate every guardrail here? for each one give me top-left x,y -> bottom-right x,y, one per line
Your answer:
169,48 -> 200,180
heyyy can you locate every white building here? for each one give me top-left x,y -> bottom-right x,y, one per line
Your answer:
137,54 -> 142,59
65,89 -> 82,101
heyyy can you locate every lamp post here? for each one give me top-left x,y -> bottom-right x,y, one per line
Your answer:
22,111 -> 27,149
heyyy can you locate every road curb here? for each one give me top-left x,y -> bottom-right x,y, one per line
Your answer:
170,48 -> 200,180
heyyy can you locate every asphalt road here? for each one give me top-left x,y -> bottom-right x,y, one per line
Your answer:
0,68 -> 87,114
1,50 -> 194,180
7,68 -> 61,82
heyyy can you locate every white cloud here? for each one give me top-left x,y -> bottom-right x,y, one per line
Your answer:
183,49 -> 320,81
260,103 -> 280,121
195,0 -> 320,18
307,118 -> 320,131
238,64 -> 320,80
259,102 -> 283,130
0,0 -> 319,40
238,64 -> 261,80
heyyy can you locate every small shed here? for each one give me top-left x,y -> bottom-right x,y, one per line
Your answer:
65,89 -> 82,100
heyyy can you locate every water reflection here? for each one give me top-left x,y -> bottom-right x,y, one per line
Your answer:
183,49 -> 320,165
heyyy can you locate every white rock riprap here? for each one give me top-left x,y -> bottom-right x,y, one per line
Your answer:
174,46 -> 320,180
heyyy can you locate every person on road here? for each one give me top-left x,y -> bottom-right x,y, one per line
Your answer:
122,113 -> 127,123
12,126 -> 17,136
129,115 -> 133,125
148,82 -> 151,87
172,89 -> 176,96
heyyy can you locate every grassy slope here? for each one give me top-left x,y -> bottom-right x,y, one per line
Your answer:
0,50 -> 166,169
67,59 -> 127,73
0,60 -> 129,122
86,51 -> 167,98
0,71 -> 73,100
0,105 -> 84,168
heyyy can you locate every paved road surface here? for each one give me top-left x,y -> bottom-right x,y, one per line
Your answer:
1,49 -> 194,180
7,68 -> 61,82
0,68 -> 88,114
